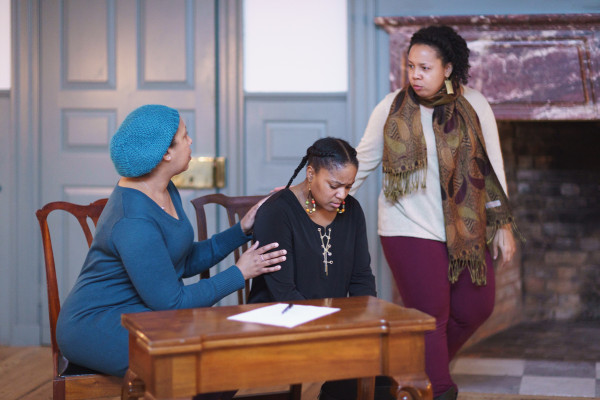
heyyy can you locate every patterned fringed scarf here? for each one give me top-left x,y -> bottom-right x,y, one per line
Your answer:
383,86 -> 523,285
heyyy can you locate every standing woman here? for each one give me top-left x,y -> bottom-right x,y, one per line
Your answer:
351,26 -> 522,400
56,105 -> 286,384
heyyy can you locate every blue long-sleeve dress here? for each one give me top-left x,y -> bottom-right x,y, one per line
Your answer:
56,181 -> 248,377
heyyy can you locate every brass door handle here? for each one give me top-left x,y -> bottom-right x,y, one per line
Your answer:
172,157 -> 226,189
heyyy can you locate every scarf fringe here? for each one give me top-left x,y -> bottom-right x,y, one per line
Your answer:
448,257 -> 488,286
382,167 -> 427,202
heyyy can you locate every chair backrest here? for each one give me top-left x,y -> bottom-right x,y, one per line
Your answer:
191,193 -> 265,304
35,199 -> 108,376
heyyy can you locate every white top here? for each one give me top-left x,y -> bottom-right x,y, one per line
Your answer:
351,86 -> 507,241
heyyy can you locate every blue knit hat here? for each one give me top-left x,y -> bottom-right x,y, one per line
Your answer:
110,105 -> 180,177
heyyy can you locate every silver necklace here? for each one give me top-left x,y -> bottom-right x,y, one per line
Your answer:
318,227 -> 333,276
140,181 -> 166,210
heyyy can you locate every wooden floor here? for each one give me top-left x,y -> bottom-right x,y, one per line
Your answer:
0,346 -> 53,400
1,346 -> 592,400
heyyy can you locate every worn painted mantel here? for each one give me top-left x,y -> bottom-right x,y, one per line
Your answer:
375,14 -> 600,120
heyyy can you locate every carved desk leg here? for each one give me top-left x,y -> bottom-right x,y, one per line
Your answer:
393,376 -> 432,400
122,369 -> 145,400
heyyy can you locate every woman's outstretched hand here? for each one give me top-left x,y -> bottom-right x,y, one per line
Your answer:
236,241 -> 286,280
240,196 -> 270,235
491,225 -> 516,267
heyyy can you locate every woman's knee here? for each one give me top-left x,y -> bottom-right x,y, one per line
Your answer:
453,292 -> 494,328
470,298 -> 494,326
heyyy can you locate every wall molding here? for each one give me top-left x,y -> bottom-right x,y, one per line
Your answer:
7,0 -> 42,345
245,92 -> 347,101
347,0 -> 396,303
216,0 -> 244,196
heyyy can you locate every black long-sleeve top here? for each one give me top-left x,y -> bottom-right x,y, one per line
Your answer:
248,188 -> 376,303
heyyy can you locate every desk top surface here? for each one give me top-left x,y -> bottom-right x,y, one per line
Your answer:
122,296 -> 435,352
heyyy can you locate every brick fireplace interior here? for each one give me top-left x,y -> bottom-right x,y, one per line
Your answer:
501,120 -> 600,321
376,14 -> 600,342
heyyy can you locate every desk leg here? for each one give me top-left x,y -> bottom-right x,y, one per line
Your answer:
122,369 -> 145,400
357,377 -> 375,400
392,375 -> 432,400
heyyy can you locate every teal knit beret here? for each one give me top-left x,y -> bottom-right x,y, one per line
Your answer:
110,105 -> 180,177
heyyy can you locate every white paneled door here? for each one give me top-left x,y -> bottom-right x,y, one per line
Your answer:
37,0 -> 220,344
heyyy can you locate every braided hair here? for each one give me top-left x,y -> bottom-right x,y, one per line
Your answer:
285,137 -> 358,189
408,25 -> 471,88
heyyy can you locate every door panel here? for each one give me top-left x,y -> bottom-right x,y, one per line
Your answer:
62,0 -> 115,89
38,0 -> 218,344
245,94 -> 348,195
139,0 -> 194,88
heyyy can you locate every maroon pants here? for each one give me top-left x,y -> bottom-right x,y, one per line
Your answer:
380,236 -> 495,397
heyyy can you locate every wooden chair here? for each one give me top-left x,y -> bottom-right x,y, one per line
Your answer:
191,193 -> 266,304
191,193 -> 302,400
36,199 -> 142,400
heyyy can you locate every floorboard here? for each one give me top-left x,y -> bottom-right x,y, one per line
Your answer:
0,346 -> 53,400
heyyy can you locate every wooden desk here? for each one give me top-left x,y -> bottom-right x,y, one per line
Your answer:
122,296 -> 435,400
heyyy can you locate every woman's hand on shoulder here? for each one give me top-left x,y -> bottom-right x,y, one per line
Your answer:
240,195 -> 271,234
491,225 -> 516,267
236,241 -> 286,280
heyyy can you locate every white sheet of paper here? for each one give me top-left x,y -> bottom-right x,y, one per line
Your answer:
227,303 -> 340,328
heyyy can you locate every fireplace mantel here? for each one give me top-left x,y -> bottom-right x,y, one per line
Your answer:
375,14 -> 600,120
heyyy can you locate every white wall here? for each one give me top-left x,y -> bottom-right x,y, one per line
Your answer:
0,0 -> 10,90
243,0 -> 347,92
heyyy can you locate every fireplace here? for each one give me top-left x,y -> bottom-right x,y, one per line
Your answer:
501,120 -> 600,321
376,14 -> 600,341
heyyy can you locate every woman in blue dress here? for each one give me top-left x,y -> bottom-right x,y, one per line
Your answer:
56,105 -> 286,386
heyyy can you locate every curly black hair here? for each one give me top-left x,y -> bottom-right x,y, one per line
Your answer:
409,25 -> 471,87
285,137 -> 358,189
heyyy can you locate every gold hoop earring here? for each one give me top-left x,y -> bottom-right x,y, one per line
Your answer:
305,184 -> 316,214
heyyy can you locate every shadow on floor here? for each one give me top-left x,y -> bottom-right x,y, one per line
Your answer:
459,320 -> 600,362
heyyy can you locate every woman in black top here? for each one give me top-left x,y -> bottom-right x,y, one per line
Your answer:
248,137 -> 376,302
249,137 -> 393,400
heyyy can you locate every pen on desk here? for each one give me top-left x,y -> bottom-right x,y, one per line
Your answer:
281,303 -> 293,314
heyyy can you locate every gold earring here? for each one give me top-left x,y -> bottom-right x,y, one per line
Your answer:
305,184 -> 316,214
445,78 -> 454,95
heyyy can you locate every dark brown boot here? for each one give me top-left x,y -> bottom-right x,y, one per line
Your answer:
433,386 -> 457,400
